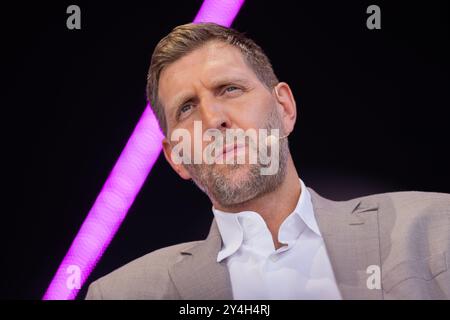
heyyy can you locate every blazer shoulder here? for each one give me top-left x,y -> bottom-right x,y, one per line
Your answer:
363,190 -> 450,214
310,187 -> 450,214
85,240 -> 201,299
352,190 -> 450,245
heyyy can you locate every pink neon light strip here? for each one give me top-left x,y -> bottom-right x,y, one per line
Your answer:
43,0 -> 245,300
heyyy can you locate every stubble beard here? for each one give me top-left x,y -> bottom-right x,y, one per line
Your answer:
184,107 -> 289,208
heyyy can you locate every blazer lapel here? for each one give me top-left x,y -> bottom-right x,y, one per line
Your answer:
308,187 -> 383,299
169,219 -> 233,299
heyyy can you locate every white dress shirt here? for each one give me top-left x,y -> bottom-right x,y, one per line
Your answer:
212,179 -> 342,299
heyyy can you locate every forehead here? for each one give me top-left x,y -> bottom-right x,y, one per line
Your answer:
158,41 -> 258,105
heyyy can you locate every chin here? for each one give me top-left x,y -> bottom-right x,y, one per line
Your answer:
217,163 -> 251,181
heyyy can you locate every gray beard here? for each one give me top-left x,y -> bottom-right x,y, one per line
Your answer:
184,107 -> 289,208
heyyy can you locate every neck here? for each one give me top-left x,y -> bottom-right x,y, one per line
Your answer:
214,157 -> 301,249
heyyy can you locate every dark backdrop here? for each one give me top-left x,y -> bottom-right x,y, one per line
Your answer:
2,0 -> 449,299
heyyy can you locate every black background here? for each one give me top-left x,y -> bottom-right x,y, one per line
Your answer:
2,0 -> 449,299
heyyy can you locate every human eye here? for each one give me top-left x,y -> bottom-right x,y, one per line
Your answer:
222,85 -> 243,96
180,104 -> 192,114
177,103 -> 194,121
226,85 -> 238,91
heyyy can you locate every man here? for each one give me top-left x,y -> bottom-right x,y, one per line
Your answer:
86,23 -> 450,300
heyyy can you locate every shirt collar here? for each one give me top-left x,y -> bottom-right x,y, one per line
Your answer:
212,179 -> 321,262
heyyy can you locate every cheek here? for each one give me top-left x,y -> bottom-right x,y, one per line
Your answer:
231,94 -> 274,129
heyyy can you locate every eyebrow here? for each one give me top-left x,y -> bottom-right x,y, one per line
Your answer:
168,76 -> 252,120
209,76 -> 251,89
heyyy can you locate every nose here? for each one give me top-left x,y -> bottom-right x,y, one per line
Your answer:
199,97 -> 231,131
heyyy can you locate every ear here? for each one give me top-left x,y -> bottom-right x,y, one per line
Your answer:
162,137 -> 192,180
274,82 -> 297,136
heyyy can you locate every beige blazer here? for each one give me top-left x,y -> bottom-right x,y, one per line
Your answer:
85,188 -> 450,299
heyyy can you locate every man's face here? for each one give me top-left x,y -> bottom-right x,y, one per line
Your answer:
159,40 -> 289,208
